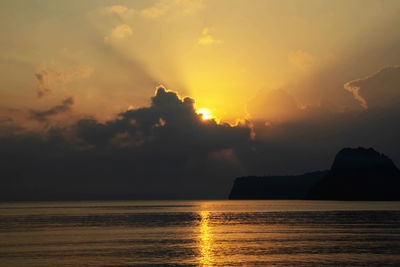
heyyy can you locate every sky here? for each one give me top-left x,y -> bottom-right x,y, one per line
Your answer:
1,0 -> 400,199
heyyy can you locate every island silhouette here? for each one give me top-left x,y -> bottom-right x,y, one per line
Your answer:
229,147 -> 400,200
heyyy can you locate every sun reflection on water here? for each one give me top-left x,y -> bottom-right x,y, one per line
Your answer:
199,210 -> 213,266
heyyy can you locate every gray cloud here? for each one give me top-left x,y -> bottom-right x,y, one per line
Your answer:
0,87 -> 252,200
344,66 -> 400,109
240,66 -> 400,175
1,65 -> 400,200
73,87 -> 251,150
30,97 -> 74,122
35,70 -> 51,98
0,116 -> 24,137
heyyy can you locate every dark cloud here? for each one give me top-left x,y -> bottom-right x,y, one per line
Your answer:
29,97 -> 74,122
244,66 -> 400,175
1,65 -> 400,200
281,16 -> 400,112
0,116 -> 24,137
73,88 -> 251,150
344,66 -> 400,109
246,105 -> 400,175
0,87 -> 252,200
35,70 -> 51,98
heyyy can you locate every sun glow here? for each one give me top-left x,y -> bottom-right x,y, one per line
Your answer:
197,108 -> 213,120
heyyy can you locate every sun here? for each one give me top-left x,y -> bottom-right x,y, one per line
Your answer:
197,108 -> 213,120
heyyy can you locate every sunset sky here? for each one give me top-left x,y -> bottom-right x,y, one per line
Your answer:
1,0 -> 400,199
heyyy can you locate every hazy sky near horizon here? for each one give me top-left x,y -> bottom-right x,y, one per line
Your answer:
1,0 -> 400,198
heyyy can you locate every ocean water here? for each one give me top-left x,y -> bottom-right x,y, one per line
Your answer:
1,200 -> 400,266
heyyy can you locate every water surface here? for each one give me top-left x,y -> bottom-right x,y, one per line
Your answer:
1,200 -> 400,266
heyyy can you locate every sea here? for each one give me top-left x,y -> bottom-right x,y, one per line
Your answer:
1,200 -> 400,266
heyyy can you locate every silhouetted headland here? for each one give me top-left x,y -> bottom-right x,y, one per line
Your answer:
230,147 -> 400,200
308,147 -> 400,200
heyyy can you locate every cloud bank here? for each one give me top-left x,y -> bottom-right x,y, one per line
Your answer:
344,66 -> 400,109
30,97 -> 74,122
0,87 -> 251,200
1,65 -> 400,200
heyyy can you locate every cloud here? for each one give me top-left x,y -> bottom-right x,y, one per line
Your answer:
344,66 -> 400,109
34,65 -> 94,98
198,28 -> 222,45
289,50 -> 314,72
35,70 -> 51,98
106,24 -> 133,40
344,81 -> 368,109
177,0 -> 204,13
101,5 -> 135,19
0,86 -> 253,199
3,70 -> 400,200
0,116 -> 24,137
74,87 -> 251,149
241,64 -> 400,175
141,0 -> 203,18
30,97 -> 74,122
141,1 -> 170,18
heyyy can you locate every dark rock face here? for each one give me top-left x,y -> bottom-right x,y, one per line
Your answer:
307,147 -> 400,200
229,171 -> 327,200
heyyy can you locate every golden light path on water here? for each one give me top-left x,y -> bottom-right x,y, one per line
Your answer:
199,210 -> 213,266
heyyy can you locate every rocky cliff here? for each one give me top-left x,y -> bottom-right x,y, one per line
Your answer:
229,147 -> 400,200
307,147 -> 400,200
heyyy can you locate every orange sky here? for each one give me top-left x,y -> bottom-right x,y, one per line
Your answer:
1,0 -> 400,127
